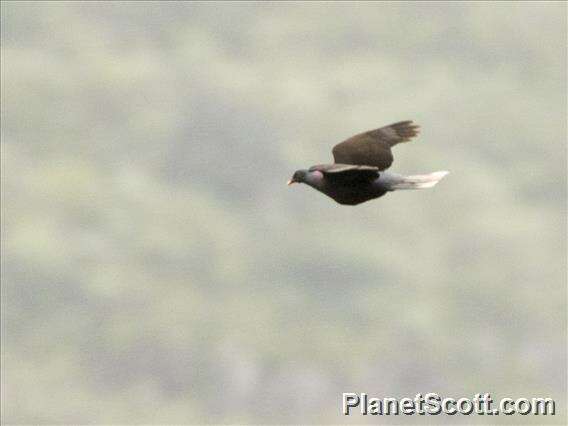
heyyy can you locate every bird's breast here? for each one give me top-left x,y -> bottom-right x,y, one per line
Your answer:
319,179 -> 387,205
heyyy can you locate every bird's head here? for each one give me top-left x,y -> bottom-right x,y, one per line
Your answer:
287,169 -> 309,185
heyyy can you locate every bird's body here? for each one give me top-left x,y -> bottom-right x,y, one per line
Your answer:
299,164 -> 387,205
318,178 -> 387,206
288,121 -> 448,205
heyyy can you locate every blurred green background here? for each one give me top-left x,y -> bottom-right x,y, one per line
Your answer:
1,1 -> 566,424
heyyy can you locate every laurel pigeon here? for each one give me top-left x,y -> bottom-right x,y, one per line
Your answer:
287,121 -> 448,205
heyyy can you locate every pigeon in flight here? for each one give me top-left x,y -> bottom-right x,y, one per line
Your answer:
287,121 -> 448,205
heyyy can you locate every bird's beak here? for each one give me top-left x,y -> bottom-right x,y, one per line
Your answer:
287,179 -> 295,186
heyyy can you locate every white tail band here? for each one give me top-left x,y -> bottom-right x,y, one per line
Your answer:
390,171 -> 449,190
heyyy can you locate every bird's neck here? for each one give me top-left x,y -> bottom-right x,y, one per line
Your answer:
304,170 -> 325,189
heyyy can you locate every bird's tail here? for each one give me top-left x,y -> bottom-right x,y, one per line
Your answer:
389,171 -> 449,190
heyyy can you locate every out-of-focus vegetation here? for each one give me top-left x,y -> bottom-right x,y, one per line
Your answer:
1,2 -> 566,424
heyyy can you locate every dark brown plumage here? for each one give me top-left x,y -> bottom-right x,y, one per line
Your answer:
332,120 -> 420,170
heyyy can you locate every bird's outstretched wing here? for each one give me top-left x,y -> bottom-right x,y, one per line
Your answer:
309,164 -> 379,183
332,121 -> 420,170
